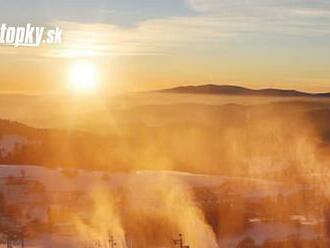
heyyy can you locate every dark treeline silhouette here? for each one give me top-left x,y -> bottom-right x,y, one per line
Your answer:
0,100 -> 329,175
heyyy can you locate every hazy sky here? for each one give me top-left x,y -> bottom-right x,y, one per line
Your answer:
0,0 -> 330,93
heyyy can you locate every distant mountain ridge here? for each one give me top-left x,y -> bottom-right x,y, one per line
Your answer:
157,84 -> 330,97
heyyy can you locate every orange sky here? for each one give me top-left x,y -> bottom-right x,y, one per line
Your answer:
0,0 -> 330,94
1,50 -> 329,95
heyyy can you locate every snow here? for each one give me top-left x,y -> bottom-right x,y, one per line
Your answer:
0,165 -> 323,248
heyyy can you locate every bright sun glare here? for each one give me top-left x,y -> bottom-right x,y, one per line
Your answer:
69,61 -> 99,94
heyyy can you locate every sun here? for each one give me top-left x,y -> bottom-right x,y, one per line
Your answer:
69,61 -> 99,94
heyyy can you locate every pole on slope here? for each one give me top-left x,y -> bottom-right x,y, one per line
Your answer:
173,233 -> 190,248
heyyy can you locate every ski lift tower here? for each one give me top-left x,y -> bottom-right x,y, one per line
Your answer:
173,233 -> 190,248
108,234 -> 117,248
